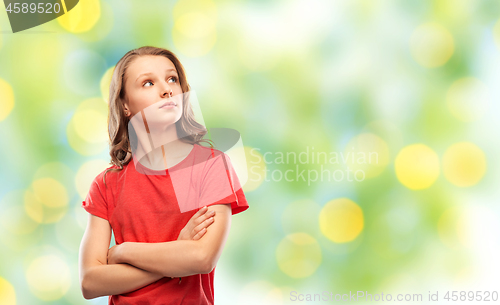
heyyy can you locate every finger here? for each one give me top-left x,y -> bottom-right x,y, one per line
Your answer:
193,208 -> 214,226
192,206 -> 207,218
192,227 -> 207,240
191,206 -> 208,222
194,216 -> 215,232
198,209 -> 216,222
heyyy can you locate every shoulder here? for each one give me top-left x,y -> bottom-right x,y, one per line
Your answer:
193,145 -> 233,172
195,144 -> 227,160
95,163 -> 126,187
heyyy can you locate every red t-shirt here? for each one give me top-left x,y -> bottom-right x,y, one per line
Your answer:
81,143 -> 249,305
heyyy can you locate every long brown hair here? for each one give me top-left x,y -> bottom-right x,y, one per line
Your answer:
103,46 -> 214,185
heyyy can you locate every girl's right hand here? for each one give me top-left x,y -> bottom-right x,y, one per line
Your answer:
177,206 -> 216,241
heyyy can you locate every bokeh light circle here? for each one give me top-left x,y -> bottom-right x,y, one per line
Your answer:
395,144 -> 440,190
0,190 -> 39,236
0,190 -> 43,252
443,142 -> 486,187
237,280 -> 283,305
0,78 -> 14,122
73,109 -> 108,143
410,22 -> 454,68
0,277 -> 16,305
276,233 -> 322,278
57,0 -> 101,33
26,255 -> 71,301
24,178 -> 69,224
243,146 -> 267,192
446,77 -> 489,122
32,178 -> 69,208
344,133 -> 390,179
319,198 -> 364,243
75,159 -> 111,200
100,66 -> 115,104
172,0 -> 217,57
437,206 -> 470,249
67,98 -> 109,156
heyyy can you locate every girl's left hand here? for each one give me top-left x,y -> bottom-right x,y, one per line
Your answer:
107,242 -> 126,265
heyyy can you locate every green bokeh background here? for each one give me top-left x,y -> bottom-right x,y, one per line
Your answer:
1,0 -> 500,304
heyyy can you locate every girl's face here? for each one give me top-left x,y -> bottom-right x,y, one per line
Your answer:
122,55 -> 183,122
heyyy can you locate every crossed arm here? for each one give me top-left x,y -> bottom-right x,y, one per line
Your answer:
79,204 -> 232,299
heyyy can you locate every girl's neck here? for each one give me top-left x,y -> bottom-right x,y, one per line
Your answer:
129,119 -> 191,170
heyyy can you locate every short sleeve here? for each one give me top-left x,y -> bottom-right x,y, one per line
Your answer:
81,172 -> 109,221
198,151 -> 249,215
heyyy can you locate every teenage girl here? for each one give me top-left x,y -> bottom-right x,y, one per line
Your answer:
79,46 -> 249,304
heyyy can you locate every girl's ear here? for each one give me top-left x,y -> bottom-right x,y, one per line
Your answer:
121,98 -> 131,117
121,97 -> 129,112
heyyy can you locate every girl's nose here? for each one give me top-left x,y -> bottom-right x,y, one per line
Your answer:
162,86 -> 173,97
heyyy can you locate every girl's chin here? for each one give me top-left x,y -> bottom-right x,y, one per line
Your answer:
147,118 -> 180,127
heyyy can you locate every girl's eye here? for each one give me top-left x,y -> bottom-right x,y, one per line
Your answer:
142,77 -> 177,87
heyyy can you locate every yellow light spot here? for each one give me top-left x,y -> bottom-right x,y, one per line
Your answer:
173,12 -> 217,57
225,145 -> 248,187
362,120 -> 404,151
100,66 -> 115,104
237,281 -> 283,305
67,1 -> 114,42
57,0 -> 101,33
24,190 -> 68,223
344,133 -> 390,179
25,178 -> 69,224
0,277 -> 16,305
67,98 -> 109,156
33,162 -> 75,198
67,121 -> 106,156
172,0 -> 217,57
178,12 -> 215,38
410,22 -> 454,68
395,144 -> 440,190
73,109 -> 108,143
276,233 -> 322,278
24,190 -> 44,224
172,0 -> 216,20
26,255 -> 70,301
75,159 -> 111,199
243,146 -> 267,192
446,77 -> 489,122
443,142 -> 486,187
0,196 -> 39,235
32,178 -> 68,208
433,0 -> 475,26
0,78 -> 14,122
437,207 -> 470,249
0,190 -> 39,236
319,198 -> 364,243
